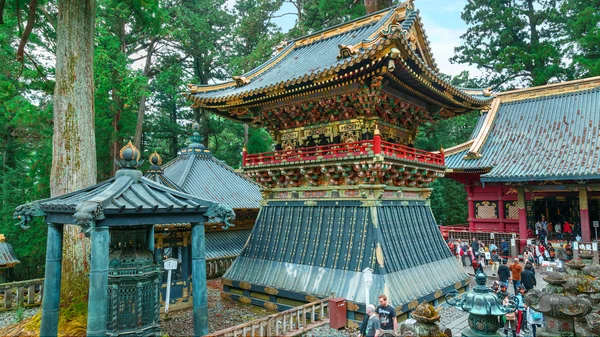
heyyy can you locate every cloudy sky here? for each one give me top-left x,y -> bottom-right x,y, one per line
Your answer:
270,0 -> 481,78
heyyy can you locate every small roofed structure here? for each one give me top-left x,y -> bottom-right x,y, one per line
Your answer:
143,137 -> 260,308
445,76 -> 600,246
0,235 -> 19,269
14,141 -> 234,337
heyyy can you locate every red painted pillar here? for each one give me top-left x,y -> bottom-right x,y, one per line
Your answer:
579,186 -> 591,242
498,193 -> 505,233
517,187 -> 527,249
242,146 -> 248,167
373,126 -> 382,155
468,187 -> 475,231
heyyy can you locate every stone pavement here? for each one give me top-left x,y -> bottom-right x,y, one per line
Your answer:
442,263 -> 549,337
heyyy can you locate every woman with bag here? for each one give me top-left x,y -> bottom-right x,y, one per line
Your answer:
527,306 -> 544,337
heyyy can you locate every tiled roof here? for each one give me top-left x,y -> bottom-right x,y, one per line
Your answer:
445,77 -> 600,182
205,229 -> 252,260
163,149 -> 262,210
186,3 -> 492,112
224,200 -> 466,305
0,239 -> 19,269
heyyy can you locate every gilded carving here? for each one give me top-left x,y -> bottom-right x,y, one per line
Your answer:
375,243 -> 385,268
264,287 -> 279,295
455,281 -> 463,290
407,300 -> 419,310
239,281 -> 252,290
239,296 -> 252,304
222,279 -> 233,287
346,302 -> 359,311
264,301 -> 279,311
346,320 -> 360,329
305,295 -> 319,302
221,292 -> 231,300
434,289 -> 443,299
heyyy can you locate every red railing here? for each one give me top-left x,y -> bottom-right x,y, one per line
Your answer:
380,141 -> 445,166
243,139 -> 445,167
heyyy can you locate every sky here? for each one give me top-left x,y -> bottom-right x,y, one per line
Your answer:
270,0 -> 482,78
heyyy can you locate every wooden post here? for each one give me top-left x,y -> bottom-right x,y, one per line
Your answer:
242,147 -> 248,167
517,187 -> 528,250
579,186 -> 591,242
27,285 -> 35,305
40,223 -> 63,337
468,186 -> 475,231
191,219 -> 208,336
498,188 -> 505,233
373,126 -> 381,155
86,224 -> 110,336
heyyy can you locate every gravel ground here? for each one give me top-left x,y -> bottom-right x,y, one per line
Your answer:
160,278 -> 271,336
0,307 -> 39,329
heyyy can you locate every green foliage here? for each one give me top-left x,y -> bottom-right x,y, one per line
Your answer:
452,0 -> 566,88
561,0 -> 600,77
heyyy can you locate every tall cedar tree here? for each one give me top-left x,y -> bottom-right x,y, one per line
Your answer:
561,0 -> 600,77
452,0 -> 565,88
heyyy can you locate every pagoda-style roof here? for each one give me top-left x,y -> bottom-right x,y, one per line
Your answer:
445,76 -> 600,182
0,235 -> 19,269
205,229 -> 252,260
185,1 -> 492,125
161,126 -> 262,210
14,142 -> 235,230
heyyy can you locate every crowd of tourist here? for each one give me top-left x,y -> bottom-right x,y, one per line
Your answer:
445,235 -> 580,337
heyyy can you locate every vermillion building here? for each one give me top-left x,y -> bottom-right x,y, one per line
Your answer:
445,77 -> 600,247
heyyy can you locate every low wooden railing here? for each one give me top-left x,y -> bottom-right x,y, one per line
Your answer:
206,255 -> 237,279
207,297 -> 330,337
0,278 -> 44,310
243,139 -> 444,167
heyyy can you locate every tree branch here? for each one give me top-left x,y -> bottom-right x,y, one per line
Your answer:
270,12 -> 296,19
17,0 -> 38,62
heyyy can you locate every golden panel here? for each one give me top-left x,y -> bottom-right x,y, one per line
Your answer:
346,320 -> 359,329
220,292 -> 231,301
264,287 -> 279,295
475,201 -> 498,219
264,301 -> 279,311
434,289 -> 443,299
221,279 -> 233,287
455,281 -> 463,290
407,300 -> 418,310
239,296 -> 252,305
305,295 -> 319,303
239,281 -> 252,290
346,302 -> 359,311
375,243 -> 385,268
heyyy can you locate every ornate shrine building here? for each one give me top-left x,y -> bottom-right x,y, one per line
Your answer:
445,77 -> 600,247
185,1 -> 492,319
144,128 -> 261,308
0,235 -> 19,283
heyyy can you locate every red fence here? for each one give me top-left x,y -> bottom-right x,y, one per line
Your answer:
244,139 -> 444,167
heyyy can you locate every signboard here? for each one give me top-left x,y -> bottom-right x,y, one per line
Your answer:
573,242 -> 579,250
593,243 -> 598,252
527,239 -> 533,245
490,233 -> 495,239
164,258 -> 178,270
594,221 -> 599,228
485,252 -> 491,260
510,238 -> 516,246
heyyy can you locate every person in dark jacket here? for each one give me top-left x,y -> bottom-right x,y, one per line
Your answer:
498,258 -> 511,287
471,238 -> 480,257
521,262 -> 537,291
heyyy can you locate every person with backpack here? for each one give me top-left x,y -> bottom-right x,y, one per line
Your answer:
527,306 -> 544,337
498,259 -> 511,288
503,293 -> 517,337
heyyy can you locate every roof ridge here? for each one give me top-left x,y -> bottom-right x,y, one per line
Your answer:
497,76 -> 600,103
208,156 -> 261,187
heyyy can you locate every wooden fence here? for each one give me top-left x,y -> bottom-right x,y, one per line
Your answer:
0,278 -> 44,310
207,297 -> 330,337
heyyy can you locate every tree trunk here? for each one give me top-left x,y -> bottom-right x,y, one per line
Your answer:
133,40 -> 156,149
243,124 -> 249,146
364,0 -> 393,14
51,0 -> 96,302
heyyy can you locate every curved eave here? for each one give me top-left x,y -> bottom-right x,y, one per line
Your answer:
187,33 -> 492,116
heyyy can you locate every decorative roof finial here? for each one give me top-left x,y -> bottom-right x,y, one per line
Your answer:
149,151 -> 162,166
188,122 -> 205,149
117,141 -> 142,169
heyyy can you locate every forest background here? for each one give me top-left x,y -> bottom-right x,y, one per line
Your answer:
0,0 -> 598,280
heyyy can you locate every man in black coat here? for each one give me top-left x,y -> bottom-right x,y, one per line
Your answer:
521,262 -> 537,291
498,258 -> 511,288
471,238 -> 480,257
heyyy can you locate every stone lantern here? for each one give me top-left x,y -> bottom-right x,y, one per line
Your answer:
107,228 -> 162,336
446,268 -> 514,337
524,272 -> 592,337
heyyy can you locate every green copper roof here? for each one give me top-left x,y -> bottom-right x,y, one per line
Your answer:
446,85 -> 600,182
